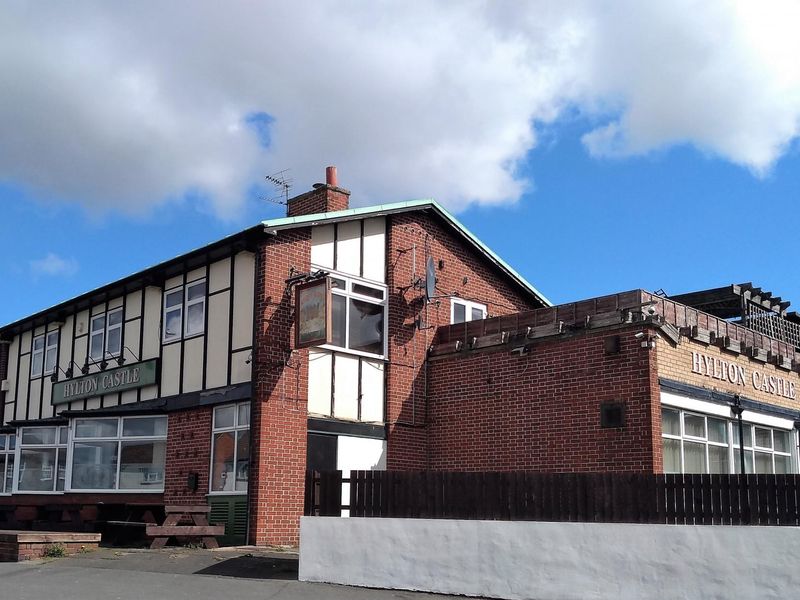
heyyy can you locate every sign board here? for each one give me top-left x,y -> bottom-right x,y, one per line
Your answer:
295,278 -> 332,349
52,359 -> 159,405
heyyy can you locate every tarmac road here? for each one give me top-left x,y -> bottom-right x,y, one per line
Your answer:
0,547 -> 486,600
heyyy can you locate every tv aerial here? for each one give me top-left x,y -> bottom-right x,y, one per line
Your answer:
264,170 -> 293,205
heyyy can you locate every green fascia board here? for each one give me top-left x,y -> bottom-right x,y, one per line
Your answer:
262,199 -> 551,307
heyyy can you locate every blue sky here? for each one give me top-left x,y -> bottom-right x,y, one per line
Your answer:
2,2 -> 800,325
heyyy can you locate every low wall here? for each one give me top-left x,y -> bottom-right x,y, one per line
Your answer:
300,517 -> 800,599
0,531 -> 101,562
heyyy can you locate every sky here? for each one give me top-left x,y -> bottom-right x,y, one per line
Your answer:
2,0 -> 800,325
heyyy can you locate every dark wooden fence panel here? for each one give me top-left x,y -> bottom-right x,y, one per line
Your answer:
305,471 -> 800,526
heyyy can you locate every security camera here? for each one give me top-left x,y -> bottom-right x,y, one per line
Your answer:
644,305 -> 657,316
634,332 -> 646,339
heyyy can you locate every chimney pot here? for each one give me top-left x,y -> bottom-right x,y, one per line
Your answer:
326,166 -> 338,187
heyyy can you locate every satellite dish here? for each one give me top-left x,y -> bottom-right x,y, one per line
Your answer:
425,256 -> 436,301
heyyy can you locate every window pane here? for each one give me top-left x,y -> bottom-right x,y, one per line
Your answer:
734,451 -> 754,474
33,336 -> 45,351
733,424 -> 752,448
71,441 -> 119,489
754,427 -> 772,449
453,303 -> 466,324
708,445 -> 729,474
18,448 -> 57,491
775,454 -> 792,474
31,352 -> 43,377
211,432 -> 235,492
92,315 -> 106,330
471,307 -> 485,321
44,347 -> 58,374
214,405 -> 236,429
119,440 -> 166,490
56,449 -> 66,491
187,281 -> 206,301
349,299 -> 384,355
237,404 -> 250,428
707,417 -> 727,444
58,427 -> 68,445
0,435 -> 5,451
684,414 -> 705,438
8,435 -> 15,450
21,427 -> 56,445
774,430 -> 791,453
47,331 -> 59,346
661,408 -> 680,436
352,283 -> 384,300
329,277 -> 345,290
166,290 -> 183,308
186,302 -> 204,336
75,419 -> 118,438
754,451 -> 773,474
235,430 -> 250,492
90,332 -> 104,360
5,455 -> 14,493
106,327 -> 122,356
108,310 -> 123,326
663,438 -> 681,473
331,294 -> 346,348
164,308 -> 182,340
123,417 -> 167,438
683,441 -> 707,473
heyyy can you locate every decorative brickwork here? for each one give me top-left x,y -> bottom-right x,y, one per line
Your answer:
163,407 -> 212,504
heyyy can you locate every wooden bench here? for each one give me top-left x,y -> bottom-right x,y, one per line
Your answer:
146,505 -> 224,549
0,505 -> 17,529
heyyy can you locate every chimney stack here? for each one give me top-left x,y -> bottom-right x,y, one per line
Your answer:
286,165 -> 350,217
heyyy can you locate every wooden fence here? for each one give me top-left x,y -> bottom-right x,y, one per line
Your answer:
304,471 -> 800,526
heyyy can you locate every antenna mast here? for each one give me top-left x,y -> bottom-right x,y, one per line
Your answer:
264,170 -> 292,206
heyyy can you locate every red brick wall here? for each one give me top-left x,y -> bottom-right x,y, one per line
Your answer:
427,329 -> 660,472
385,212 -> 542,469
164,407 -> 212,504
286,185 -> 349,217
249,230 -> 311,546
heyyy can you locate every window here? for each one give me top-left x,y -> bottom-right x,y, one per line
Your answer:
451,298 -> 487,324
16,426 -> 68,492
163,280 -> 206,342
70,416 -> 167,491
0,434 -> 15,494
31,332 -> 59,378
89,307 -> 123,361
327,274 -> 387,357
31,335 -> 44,377
661,407 -> 795,475
210,402 -> 250,494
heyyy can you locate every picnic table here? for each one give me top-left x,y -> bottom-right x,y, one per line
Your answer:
146,505 -> 224,549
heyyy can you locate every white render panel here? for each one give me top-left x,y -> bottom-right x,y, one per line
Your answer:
27,376 -> 41,420
84,395 -> 101,410
75,309 -> 89,337
141,287 -> 161,360
107,296 -> 123,310
307,350 -> 332,417
186,266 -> 206,283
120,389 -> 138,405
41,376 -> 52,414
164,275 -> 183,291
4,338 -> 19,424
333,354 -> 359,420
160,342 -> 181,397
34,325 -> 45,337
123,320 -> 141,365
91,303 -> 106,316
58,316 -> 73,374
336,220 -> 361,276
182,336 -> 204,393
230,349 -> 251,385
209,257 -> 231,293
72,335 -> 88,376
311,224 -> 335,269
20,331 -> 32,356
46,322 -> 59,333
232,252 -> 254,353
3,399 -> 13,424
126,290 -> 143,320
205,292 -> 230,389
15,354 -> 30,421
140,385 -> 158,401
360,359 -> 384,422
337,436 -> 386,471
361,218 -> 385,282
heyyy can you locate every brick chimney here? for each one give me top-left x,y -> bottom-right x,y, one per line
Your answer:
286,166 -> 350,217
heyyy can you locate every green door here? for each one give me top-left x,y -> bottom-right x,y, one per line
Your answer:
208,495 -> 248,546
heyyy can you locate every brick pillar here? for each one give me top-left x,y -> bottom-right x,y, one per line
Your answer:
249,230 -> 311,546
163,408 -> 212,504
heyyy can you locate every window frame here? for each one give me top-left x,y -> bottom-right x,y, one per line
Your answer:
450,298 -> 487,325
162,279 -> 207,343
314,269 -> 388,360
14,426 -> 68,494
0,433 -> 16,495
30,334 -> 45,378
67,416 -> 168,493
209,402 -> 251,496
89,307 -> 124,362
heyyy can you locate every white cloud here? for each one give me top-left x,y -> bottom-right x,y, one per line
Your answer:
29,253 -> 79,278
1,1 -> 800,218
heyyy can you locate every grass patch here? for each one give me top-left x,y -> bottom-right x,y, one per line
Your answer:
42,543 -> 68,558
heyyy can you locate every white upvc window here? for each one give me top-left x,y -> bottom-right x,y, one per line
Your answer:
15,426 -> 68,493
662,407 -> 796,475
89,307 -> 123,362
321,271 -> 387,359
0,433 -> 16,494
163,280 -> 206,342
451,298 -> 487,324
31,334 -> 45,377
69,416 -> 167,492
210,402 -> 250,494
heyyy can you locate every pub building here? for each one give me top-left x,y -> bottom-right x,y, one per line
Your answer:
2,170 -> 800,548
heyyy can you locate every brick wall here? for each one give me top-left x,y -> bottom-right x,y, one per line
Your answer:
286,184 -> 349,217
385,212 -> 542,469
163,407 -> 212,504
427,328 -> 660,473
250,230 -> 311,546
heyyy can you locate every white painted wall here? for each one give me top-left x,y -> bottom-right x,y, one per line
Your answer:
300,519 -> 800,600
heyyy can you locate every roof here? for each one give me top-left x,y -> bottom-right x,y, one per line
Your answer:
263,199 -> 551,307
670,282 -> 792,319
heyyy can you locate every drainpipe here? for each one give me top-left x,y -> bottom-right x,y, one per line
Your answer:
731,394 -> 749,524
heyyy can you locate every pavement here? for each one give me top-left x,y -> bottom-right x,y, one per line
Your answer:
0,546 -> 487,600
